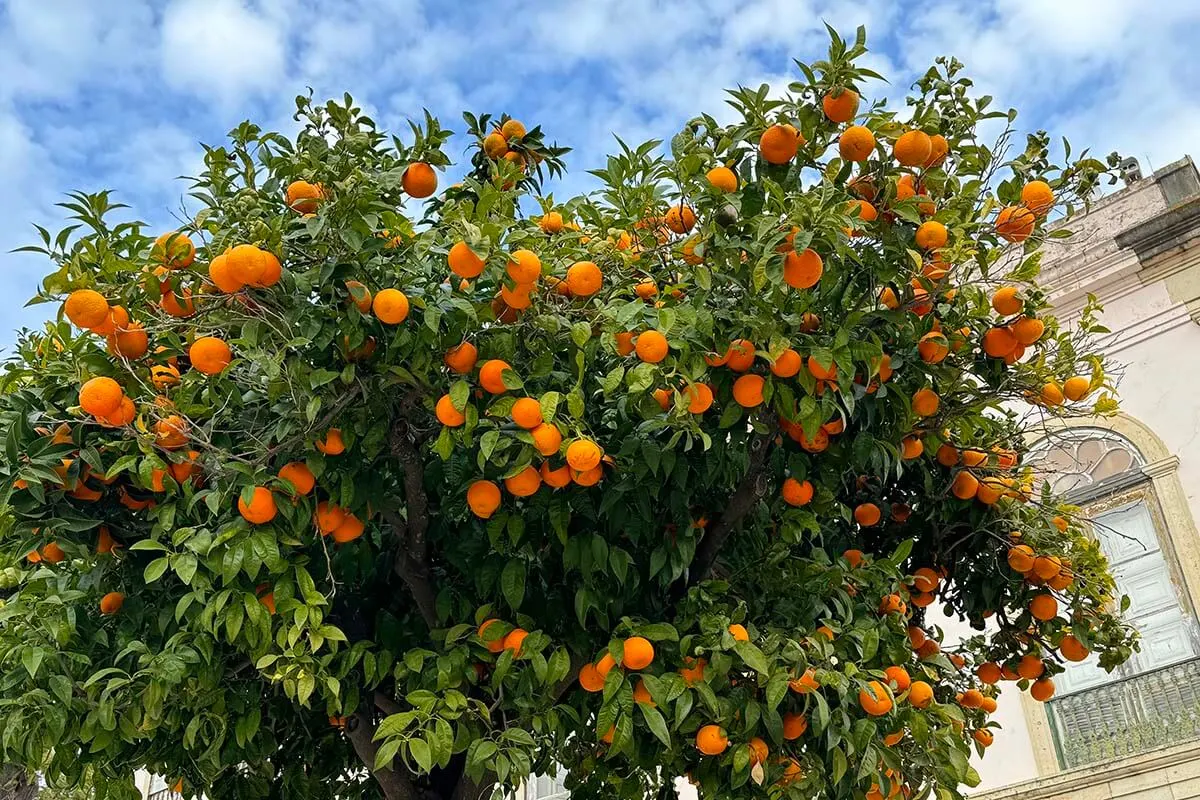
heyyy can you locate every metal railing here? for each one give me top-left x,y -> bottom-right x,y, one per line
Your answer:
146,790 -> 181,800
1047,656 -> 1200,768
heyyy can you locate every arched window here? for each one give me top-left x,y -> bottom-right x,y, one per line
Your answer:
1027,427 -> 1200,766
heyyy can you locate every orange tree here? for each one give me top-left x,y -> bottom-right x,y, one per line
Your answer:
0,27 -> 1136,800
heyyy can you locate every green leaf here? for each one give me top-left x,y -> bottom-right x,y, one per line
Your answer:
22,648 -> 43,679
734,640 -> 771,675
636,623 -> 679,642
501,559 -> 526,611
638,703 -> 671,747
144,557 -> 169,583
409,737 -> 433,773
570,322 -> 592,348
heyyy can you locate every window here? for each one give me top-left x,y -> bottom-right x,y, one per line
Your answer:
1028,427 -> 1200,766
523,773 -> 568,800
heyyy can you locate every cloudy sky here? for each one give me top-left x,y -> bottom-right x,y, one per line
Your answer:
2,0 -> 1199,347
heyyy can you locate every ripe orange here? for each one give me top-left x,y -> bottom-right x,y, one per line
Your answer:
991,286 -> 1023,316
912,566 -> 939,593
839,125 -> 875,162
91,305 -> 129,336
449,241 -> 486,278
885,666 -> 911,692
679,656 -> 707,685
99,591 -> 125,615
622,636 -> 654,669
505,397 -> 540,429
615,331 -> 636,356
571,465 -> 603,486
951,471 -> 979,500
278,462 -> 315,495
1011,316 -> 1045,345
402,162 -> 438,198
1063,376 -> 1090,401
1030,678 -> 1055,702
728,623 -> 750,641
893,130 -> 932,167
286,180 -> 323,213
822,87 -> 859,122
1022,180 -> 1055,215
725,339 -> 756,372
530,423 -> 562,457
789,668 -> 819,694
504,252 -> 540,287
706,166 -> 737,192
907,680 -> 934,708
190,336 -> 232,375
316,428 -> 345,455
653,387 -> 672,410
695,724 -> 728,756
444,342 -> 478,374
208,251 -> 243,293
1030,593 -> 1058,621
1059,635 -> 1090,662
227,244 -> 274,285
541,462 -> 571,488
848,198 -> 878,228
901,436 -> 924,459
566,439 -> 602,471
925,134 -> 949,168
65,289 -> 110,328
154,415 -> 188,449
635,330 -> 669,363
996,206 -> 1036,242
332,513 -> 364,543
108,321 -> 149,359
854,503 -> 881,527
479,360 -> 514,394
566,261 -> 602,296
504,466 -> 541,497
483,132 -> 509,158
1053,516 -> 1069,532
665,204 -> 697,233
97,527 -> 119,554
160,288 -> 195,318
253,250 -> 283,288
1033,555 -> 1062,580
1039,383 -> 1065,407
782,478 -> 814,507
467,480 -> 502,518
783,248 -> 823,289
502,628 -> 528,656
782,712 -> 808,740
732,374 -> 765,407
977,662 -> 1002,685
859,680 -> 894,716
747,737 -> 769,765
879,287 -> 899,309
579,663 -> 605,692
807,357 -> 836,381
540,212 -> 564,233
1007,545 -> 1035,573
373,288 -> 410,324
40,542 -> 65,564
982,327 -> 1017,358
912,388 -> 939,417
914,220 -> 948,250
770,349 -> 803,378
685,383 -> 714,414
436,394 -> 466,427
500,119 -> 526,139
1018,654 -> 1045,680
759,124 -> 800,164
151,231 -> 196,268
918,331 -> 949,363
238,487 -> 277,524
79,377 -> 124,417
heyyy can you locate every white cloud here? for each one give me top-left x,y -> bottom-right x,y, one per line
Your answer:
160,0 -> 287,103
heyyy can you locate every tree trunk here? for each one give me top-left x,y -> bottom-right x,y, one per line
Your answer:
0,766 -> 38,800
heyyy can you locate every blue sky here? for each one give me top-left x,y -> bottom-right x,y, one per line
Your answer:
3,0 -> 1200,349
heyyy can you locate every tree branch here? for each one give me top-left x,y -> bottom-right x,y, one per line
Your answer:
346,712 -> 418,800
374,691 -> 404,717
380,412 -> 441,629
674,428 -> 774,597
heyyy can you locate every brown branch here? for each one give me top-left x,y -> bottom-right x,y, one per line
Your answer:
674,427 -> 775,597
380,409 -> 440,629
374,691 -> 403,717
346,712 -> 418,800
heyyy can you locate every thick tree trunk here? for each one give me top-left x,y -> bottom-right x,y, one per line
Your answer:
0,766 -> 38,800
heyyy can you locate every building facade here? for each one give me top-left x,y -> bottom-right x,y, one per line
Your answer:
964,156 -> 1200,800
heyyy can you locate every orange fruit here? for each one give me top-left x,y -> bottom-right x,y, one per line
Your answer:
653,388 -> 672,410
332,513 -> 365,543
278,462 -> 315,495
665,204 -> 697,233
1059,635 -> 1090,663
854,503 -> 881,527
1021,180 -> 1055,215
685,383 -> 714,414
959,689 -> 984,709
982,327 -> 1017,358
237,487 -> 277,524
402,162 -> 437,198
822,87 -> 859,122
449,241 -> 486,278
502,628 -> 528,656
40,542 -> 66,564
912,388 -> 939,417
500,119 -> 526,139
1039,383 -> 1065,407
1030,593 -> 1058,621
108,321 -> 149,359
848,198 -> 878,227
706,166 -> 737,192
511,397 -> 543,429
252,250 -> 282,288
747,737 -> 769,765
914,220 -> 948,250
1033,555 -> 1062,580
579,663 -> 605,692
154,415 -> 188,450
316,428 -> 345,455
467,480 -> 502,518
789,668 -> 819,693
65,289 -> 110,328
781,478 -> 814,507
783,248 -> 823,289
479,360 -> 514,394
530,423 -> 562,456
679,656 -> 707,685
879,286 -> 899,309
807,357 -> 836,381
918,331 -> 949,363
780,758 -> 804,785
614,331 -> 636,356
771,349 -> 803,378
483,132 -> 509,158
436,394 -> 466,427
782,713 -> 808,740
79,377 -> 123,417
725,339 -> 756,372
884,666 -> 911,692
99,591 -> 125,615
991,286 -> 1023,315
634,280 -> 658,299
373,288 -> 410,324
1018,654 -> 1045,680
1030,678 -> 1055,702
477,619 -> 505,653
506,249 -> 542,284
566,439 -> 602,472
226,244 -> 273,285
286,179 -> 323,213
728,623 -> 750,641
912,567 -> 939,593
97,527 -> 119,554
504,466 -> 542,497
622,636 -> 654,669
540,462 -> 571,488
90,304 -> 129,336
732,374 -> 765,407
951,471 -> 979,500
566,261 -> 602,296
160,287 -> 195,318
908,680 -> 934,708
1063,376 -> 1091,401
924,134 -> 949,168
635,330 -> 669,363
695,724 -> 728,756
996,206 -> 1036,242
151,231 -> 195,268
444,342 -> 478,374
539,212 -> 564,233
879,593 -> 906,615
207,251 -> 243,293
901,436 -> 924,460
1011,316 -> 1044,345
1007,545 -> 1035,573
571,465 -> 603,487
190,336 -> 232,375
976,663 -> 1002,685
843,549 -> 864,568
893,130 -> 932,167
759,124 -> 801,164
859,680 -> 894,716
839,125 -> 875,162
